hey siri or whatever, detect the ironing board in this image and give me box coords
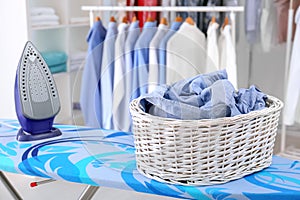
[0,119,300,200]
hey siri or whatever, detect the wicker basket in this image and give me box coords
[129,96,283,186]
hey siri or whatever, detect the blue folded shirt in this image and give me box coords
[139,70,267,120]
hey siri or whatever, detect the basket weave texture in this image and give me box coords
[129,96,283,186]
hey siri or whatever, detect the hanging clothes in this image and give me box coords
[161,0,171,22]
[137,0,158,28]
[148,22,169,93]
[274,0,300,44]
[80,19,106,128]
[203,0,222,35]
[126,0,135,21]
[206,21,220,73]
[99,21,118,129]
[197,0,208,33]
[101,0,127,27]
[131,21,157,100]
[260,0,277,52]
[166,21,206,84]
[175,0,200,25]
[158,20,182,85]
[123,20,140,131]
[245,0,262,44]
[224,0,239,42]
[170,0,177,23]
[112,22,129,131]
[101,0,117,28]
[284,6,300,125]
[219,24,238,89]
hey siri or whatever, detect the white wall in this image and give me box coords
[0,1,28,118]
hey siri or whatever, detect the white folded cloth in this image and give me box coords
[31,7,55,16]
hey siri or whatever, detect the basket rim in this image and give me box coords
[130,95,283,124]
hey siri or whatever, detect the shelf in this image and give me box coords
[31,24,67,30]
[31,23,89,30]
[26,0,94,125]
[69,23,90,28]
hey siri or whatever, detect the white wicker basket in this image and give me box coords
[129,96,283,186]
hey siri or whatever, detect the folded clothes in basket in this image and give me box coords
[140,70,267,120]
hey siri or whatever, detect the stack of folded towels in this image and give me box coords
[140,70,267,120]
[41,51,67,74]
[31,7,60,27]
[69,51,86,71]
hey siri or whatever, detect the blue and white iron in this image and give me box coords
[14,41,62,141]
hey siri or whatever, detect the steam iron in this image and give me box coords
[14,41,62,141]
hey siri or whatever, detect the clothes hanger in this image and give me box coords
[175,15,183,22]
[110,16,116,22]
[95,16,101,22]
[160,17,168,25]
[211,4,217,24]
[211,16,216,24]
[132,15,137,22]
[122,16,128,24]
[146,15,154,22]
[222,16,229,29]
[185,16,195,25]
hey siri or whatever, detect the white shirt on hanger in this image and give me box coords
[260,0,277,52]
[166,22,206,84]
[219,24,238,89]
[112,22,129,131]
[284,7,300,125]
[148,23,168,93]
[206,21,220,73]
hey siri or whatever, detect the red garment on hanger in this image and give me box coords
[137,0,158,27]
[126,0,135,22]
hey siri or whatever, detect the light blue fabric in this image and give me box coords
[48,63,66,74]
[140,70,267,120]
[124,21,140,132]
[100,22,118,129]
[80,20,106,127]
[235,85,267,114]
[41,51,67,66]
[245,0,262,44]
[86,20,107,52]
[158,21,182,85]
[112,22,129,132]
[131,21,157,100]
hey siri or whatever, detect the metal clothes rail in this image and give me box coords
[81,6,244,45]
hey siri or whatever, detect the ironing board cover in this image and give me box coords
[0,119,300,200]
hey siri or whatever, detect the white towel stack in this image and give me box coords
[69,51,86,71]
[31,7,60,27]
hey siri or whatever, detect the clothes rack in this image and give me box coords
[80,5,244,132]
[81,6,244,43]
